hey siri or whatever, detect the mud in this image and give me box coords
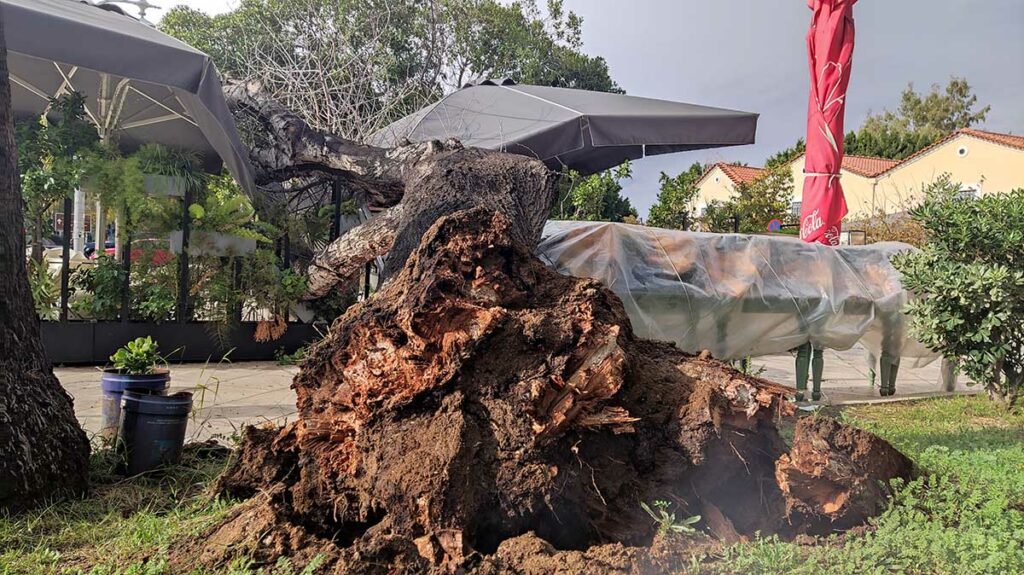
[171,208,914,574]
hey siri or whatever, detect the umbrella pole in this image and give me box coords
[59,195,72,322]
[177,187,191,323]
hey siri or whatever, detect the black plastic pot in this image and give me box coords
[100,369,170,439]
[115,388,193,476]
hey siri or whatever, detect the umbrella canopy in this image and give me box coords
[370,79,758,176]
[799,0,856,245]
[0,0,254,194]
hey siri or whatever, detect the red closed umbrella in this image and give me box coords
[799,0,856,245]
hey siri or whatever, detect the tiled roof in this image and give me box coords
[871,128,1024,175]
[715,163,766,186]
[840,155,900,177]
[960,128,1024,151]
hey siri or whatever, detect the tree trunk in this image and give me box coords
[224,82,558,299]
[185,89,917,573]
[0,15,89,508]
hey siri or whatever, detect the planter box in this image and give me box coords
[41,321,321,365]
[169,230,257,257]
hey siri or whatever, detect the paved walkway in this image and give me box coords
[57,345,974,441]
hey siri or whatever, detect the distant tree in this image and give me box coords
[647,162,704,230]
[698,199,736,233]
[17,93,98,262]
[845,77,989,159]
[161,0,620,143]
[863,77,990,138]
[764,139,805,169]
[698,166,793,234]
[551,161,637,222]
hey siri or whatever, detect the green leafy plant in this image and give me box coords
[892,176,1024,408]
[110,336,164,375]
[18,92,99,262]
[640,499,701,536]
[274,346,306,366]
[27,259,59,320]
[71,255,126,320]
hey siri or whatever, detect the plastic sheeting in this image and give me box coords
[537,221,938,366]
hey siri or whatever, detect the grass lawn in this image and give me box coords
[2,395,1022,575]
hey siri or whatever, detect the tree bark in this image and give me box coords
[172,208,914,574]
[0,15,90,508]
[224,82,558,298]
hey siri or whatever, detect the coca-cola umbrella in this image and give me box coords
[0,0,254,193]
[799,0,856,245]
[370,79,758,177]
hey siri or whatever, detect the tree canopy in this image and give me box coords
[646,162,704,230]
[764,77,991,166]
[846,77,989,160]
[699,165,793,234]
[161,0,619,142]
[551,162,638,223]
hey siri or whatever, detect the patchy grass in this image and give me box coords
[0,444,234,575]
[699,395,1024,575]
[3,396,1022,574]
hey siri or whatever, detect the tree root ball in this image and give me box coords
[177,208,914,574]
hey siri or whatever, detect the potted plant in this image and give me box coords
[99,336,170,438]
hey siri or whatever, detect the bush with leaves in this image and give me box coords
[892,176,1024,407]
[71,255,127,320]
[27,259,59,320]
[551,161,637,222]
[647,162,704,230]
[698,165,792,233]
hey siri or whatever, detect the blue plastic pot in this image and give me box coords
[116,388,193,476]
[100,369,170,439]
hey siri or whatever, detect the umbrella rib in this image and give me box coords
[501,86,583,115]
[106,79,133,132]
[53,64,101,127]
[121,113,192,130]
[128,86,197,127]
[9,74,50,101]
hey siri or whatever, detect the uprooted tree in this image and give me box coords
[175,85,917,573]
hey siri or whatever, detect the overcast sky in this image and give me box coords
[150,0,1024,218]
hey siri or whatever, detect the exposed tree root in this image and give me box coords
[173,208,914,574]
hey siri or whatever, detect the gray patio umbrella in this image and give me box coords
[0,0,254,193]
[370,79,758,176]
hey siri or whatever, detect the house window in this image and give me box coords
[790,201,802,216]
[957,146,969,158]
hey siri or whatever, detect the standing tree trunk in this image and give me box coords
[0,14,89,508]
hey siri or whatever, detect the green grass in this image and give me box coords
[0,446,234,575]
[3,396,1022,574]
[701,395,1024,575]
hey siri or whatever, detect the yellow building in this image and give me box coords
[692,163,769,214]
[870,129,1024,213]
[787,155,899,217]
[696,129,1024,220]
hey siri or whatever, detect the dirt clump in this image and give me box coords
[176,208,914,574]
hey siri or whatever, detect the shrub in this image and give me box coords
[892,176,1024,407]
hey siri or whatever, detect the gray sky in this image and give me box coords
[151,0,1024,218]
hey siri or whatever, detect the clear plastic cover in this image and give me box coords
[538,221,938,366]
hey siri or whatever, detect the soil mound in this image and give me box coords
[173,208,913,574]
